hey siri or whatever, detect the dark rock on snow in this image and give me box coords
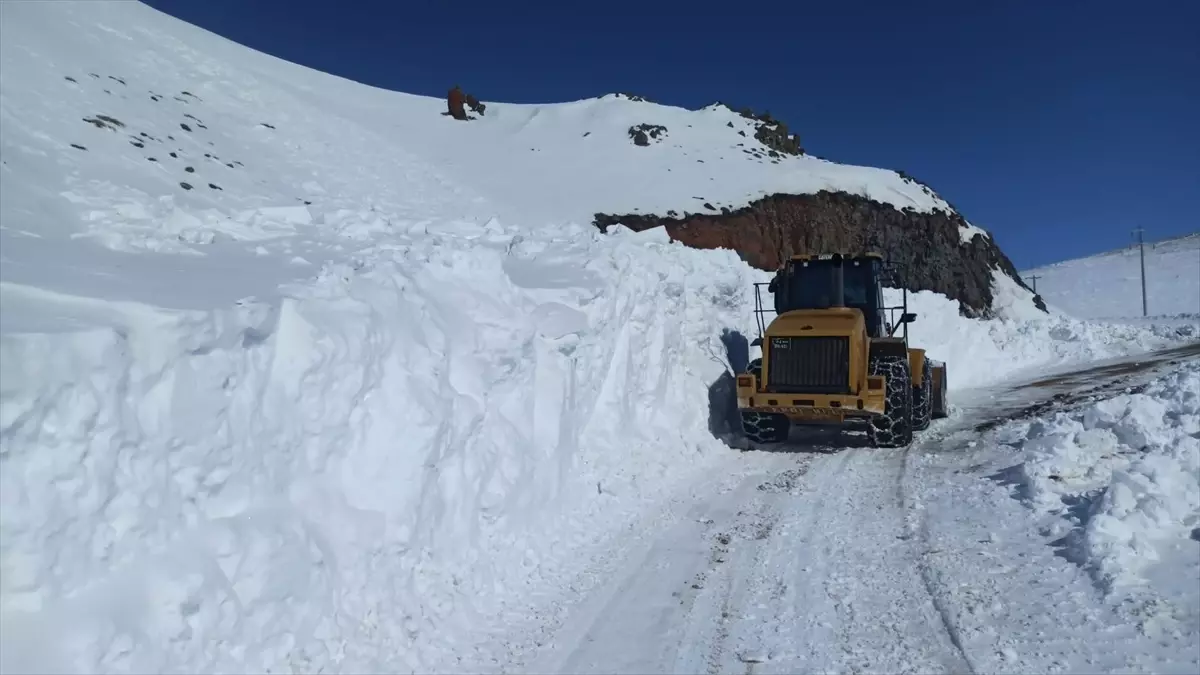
[629,123,668,147]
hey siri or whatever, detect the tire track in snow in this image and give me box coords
[719,445,973,675]
[676,472,795,675]
[526,441,977,675]
[529,454,795,675]
[741,448,868,672]
[901,437,979,675]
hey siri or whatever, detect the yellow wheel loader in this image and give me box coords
[735,252,948,448]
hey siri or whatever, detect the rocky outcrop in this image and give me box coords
[604,92,654,103]
[594,190,1046,318]
[711,102,803,156]
[628,123,668,146]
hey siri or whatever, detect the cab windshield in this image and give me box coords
[777,262,871,311]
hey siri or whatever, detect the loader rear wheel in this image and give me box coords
[931,363,949,420]
[740,411,789,446]
[867,354,914,448]
[912,356,932,432]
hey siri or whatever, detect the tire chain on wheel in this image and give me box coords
[740,360,787,445]
[912,356,932,431]
[747,358,762,382]
[740,410,787,445]
[867,354,914,448]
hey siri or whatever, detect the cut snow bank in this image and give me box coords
[0,221,763,673]
[1001,361,1200,602]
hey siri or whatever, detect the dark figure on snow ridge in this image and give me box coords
[447,85,467,121]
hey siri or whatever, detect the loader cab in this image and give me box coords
[768,253,888,337]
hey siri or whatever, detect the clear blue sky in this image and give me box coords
[143,0,1198,269]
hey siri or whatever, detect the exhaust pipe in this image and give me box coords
[830,255,844,308]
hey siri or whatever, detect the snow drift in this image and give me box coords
[940,359,1200,655]
[1008,361,1200,594]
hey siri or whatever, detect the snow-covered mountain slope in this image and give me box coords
[1021,233,1200,321]
[0,0,986,314]
[0,1,1196,673]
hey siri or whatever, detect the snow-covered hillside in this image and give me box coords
[1021,233,1200,321]
[0,1,1196,673]
[0,0,996,315]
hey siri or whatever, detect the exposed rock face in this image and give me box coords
[710,102,803,156]
[752,120,802,156]
[628,123,668,146]
[594,190,1046,318]
[605,92,653,103]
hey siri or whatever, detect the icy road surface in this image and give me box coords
[513,343,1200,675]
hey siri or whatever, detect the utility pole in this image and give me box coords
[1027,274,1041,293]
[1133,227,1148,317]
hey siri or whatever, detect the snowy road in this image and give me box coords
[515,343,1200,675]
[531,447,972,675]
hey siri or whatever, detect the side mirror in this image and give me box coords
[900,312,917,324]
[751,337,763,347]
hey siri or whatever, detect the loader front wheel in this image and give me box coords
[867,354,914,448]
[740,410,789,446]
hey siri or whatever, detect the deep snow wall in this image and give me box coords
[0,223,764,673]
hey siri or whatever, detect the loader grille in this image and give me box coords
[765,336,851,394]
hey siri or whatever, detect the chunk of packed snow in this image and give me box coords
[1009,361,1200,591]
